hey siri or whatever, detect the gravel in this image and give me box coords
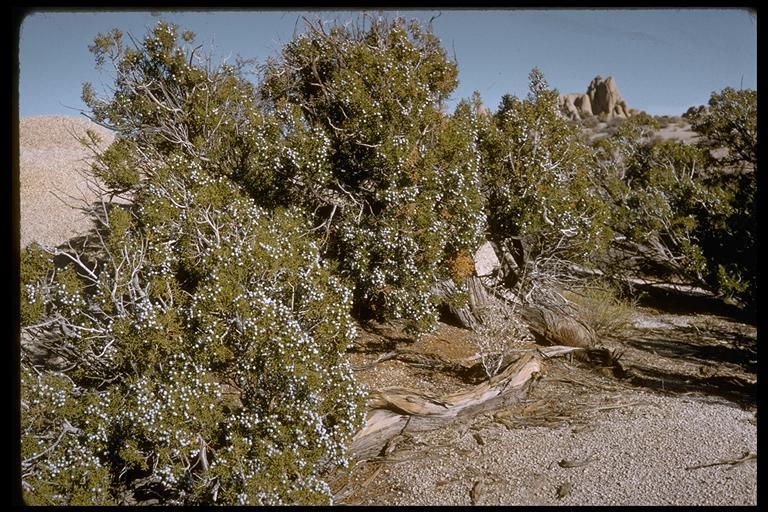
[360,391,756,506]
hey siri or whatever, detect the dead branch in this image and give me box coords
[350,353,541,460]
[685,451,756,470]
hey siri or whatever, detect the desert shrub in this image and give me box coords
[478,69,613,285]
[20,367,116,505]
[21,170,366,505]
[82,24,263,180]
[83,18,488,336]
[471,291,533,378]
[596,88,756,307]
[688,87,756,167]
[80,22,313,212]
[597,126,721,283]
[20,243,52,325]
[563,282,636,340]
[259,15,486,333]
[686,88,756,305]
[605,116,624,129]
[609,111,660,144]
[21,21,365,505]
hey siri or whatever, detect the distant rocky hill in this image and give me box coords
[559,75,634,121]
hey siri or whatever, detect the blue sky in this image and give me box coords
[19,9,756,118]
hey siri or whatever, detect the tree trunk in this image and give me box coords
[431,276,492,329]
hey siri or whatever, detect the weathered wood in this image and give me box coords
[431,276,495,329]
[350,353,542,460]
[537,345,585,358]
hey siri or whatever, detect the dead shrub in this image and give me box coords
[471,294,534,378]
[449,251,476,282]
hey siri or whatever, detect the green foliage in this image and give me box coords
[688,87,756,166]
[260,16,485,332]
[596,87,756,306]
[20,243,52,325]
[610,139,715,278]
[88,137,142,193]
[81,22,265,187]
[22,164,366,504]
[23,21,367,505]
[479,69,612,265]
[688,88,756,304]
[80,16,486,334]
[21,367,115,505]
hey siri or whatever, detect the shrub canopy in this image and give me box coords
[260,16,486,332]
[478,69,612,271]
[23,21,366,505]
[594,88,756,306]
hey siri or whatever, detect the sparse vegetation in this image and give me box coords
[563,282,636,340]
[654,114,683,129]
[471,290,534,378]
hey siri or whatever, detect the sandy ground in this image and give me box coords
[345,393,755,506]
[335,310,756,506]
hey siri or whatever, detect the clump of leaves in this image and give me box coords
[599,135,716,283]
[20,243,52,325]
[595,88,756,308]
[22,165,367,506]
[687,88,756,306]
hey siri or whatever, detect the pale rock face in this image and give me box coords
[560,75,631,121]
[19,116,117,249]
[559,93,593,119]
[473,241,501,277]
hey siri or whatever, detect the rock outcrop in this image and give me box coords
[20,116,117,249]
[473,241,501,278]
[559,75,631,121]
[560,93,593,120]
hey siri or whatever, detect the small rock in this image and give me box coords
[473,241,501,277]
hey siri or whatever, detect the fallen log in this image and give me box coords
[350,352,542,460]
